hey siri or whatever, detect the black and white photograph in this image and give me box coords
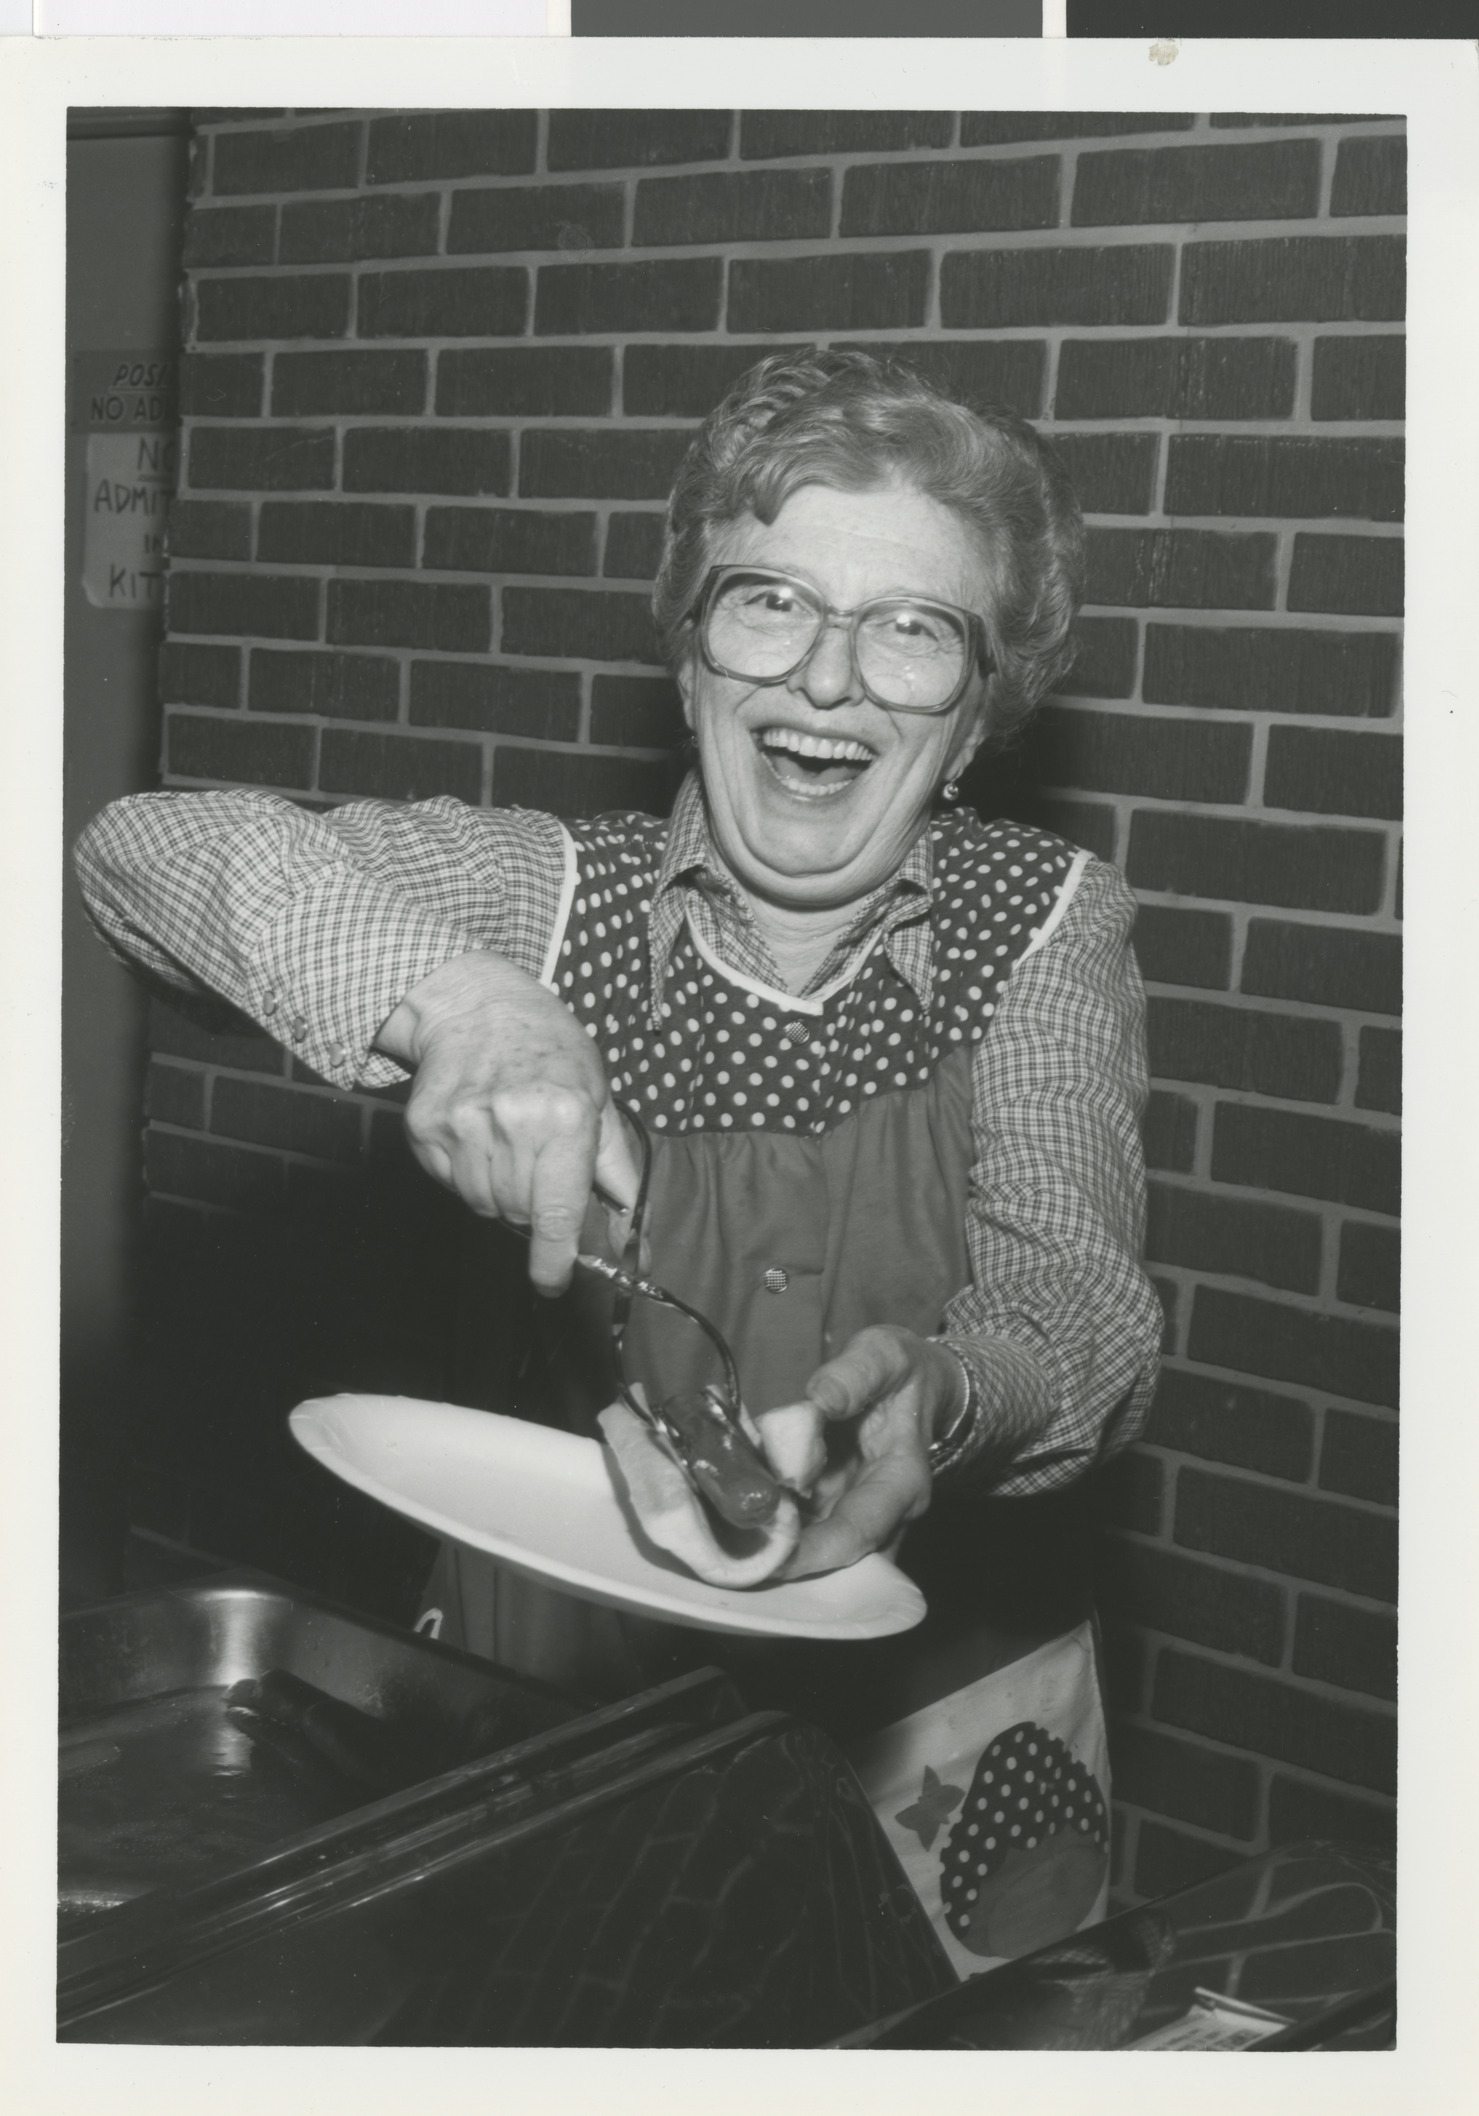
[8,26,1475,2101]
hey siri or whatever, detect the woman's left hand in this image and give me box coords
[760,1325,967,1579]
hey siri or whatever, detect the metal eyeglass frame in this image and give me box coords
[690,563,996,717]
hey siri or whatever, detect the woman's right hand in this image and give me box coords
[375,951,640,1295]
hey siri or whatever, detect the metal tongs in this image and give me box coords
[512,1101,746,1466]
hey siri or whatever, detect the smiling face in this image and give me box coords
[677,481,996,915]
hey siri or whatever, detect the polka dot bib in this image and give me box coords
[551,810,1079,1140]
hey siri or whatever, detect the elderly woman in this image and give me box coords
[76,350,1161,1970]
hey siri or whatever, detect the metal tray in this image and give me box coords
[59,1572,577,1924]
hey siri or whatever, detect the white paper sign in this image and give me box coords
[82,430,175,611]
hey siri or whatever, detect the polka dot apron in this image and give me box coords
[419,809,1111,1974]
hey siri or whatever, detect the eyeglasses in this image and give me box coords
[691,565,994,717]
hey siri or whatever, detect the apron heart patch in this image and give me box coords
[939,1721,1109,1958]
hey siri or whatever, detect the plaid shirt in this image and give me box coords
[76,777,1161,1495]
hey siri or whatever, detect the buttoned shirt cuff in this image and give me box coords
[251,869,485,1090]
[931,1332,1058,1488]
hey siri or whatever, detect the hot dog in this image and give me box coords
[598,1399,802,1588]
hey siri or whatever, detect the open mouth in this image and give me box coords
[754,726,876,796]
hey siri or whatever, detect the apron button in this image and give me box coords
[761,1267,789,1294]
[782,1020,809,1044]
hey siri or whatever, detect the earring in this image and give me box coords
[941,779,961,805]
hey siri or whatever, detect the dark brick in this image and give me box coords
[1132,1821,1241,1900]
[189,424,334,492]
[343,426,511,497]
[1074,140,1320,227]
[357,266,528,340]
[961,113,1196,145]
[1264,726,1402,822]
[1142,1089,1198,1174]
[1188,1285,1399,1409]
[1110,1723,1262,1838]
[1143,622,1398,718]
[165,710,314,790]
[1029,706,1249,806]
[1146,1181,1322,1294]
[179,351,264,419]
[271,349,427,417]
[1165,436,1404,523]
[210,119,361,196]
[1311,336,1405,422]
[622,341,810,418]
[1146,996,1342,1103]
[1133,905,1234,991]
[1152,1275,1179,1352]
[1180,237,1405,324]
[536,258,723,336]
[637,168,832,246]
[1287,534,1403,617]
[1266,1774,1394,1854]
[1320,1411,1398,1506]
[1148,1368,1315,1482]
[437,346,614,419]
[211,1076,362,1161]
[1086,529,1276,611]
[743,111,954,158]
[423,505,597,578]
[604,512,666,582]
[448,182,625,256]
[1331,135,1407,219]
[843,338,1050,419]
[365,110,537,184]
[257,500,416,570]
[183,203,275,268]
[145,1059,206,1131]
[194,273,350,343]
[167,498,251,562]
[500,586,660,665]
[1098,1539,1287,1664]
[1056,335,1296,423]
[1294,1595,1396,1703]
[169,569,320,641]
[519,427,693,501]
[492,745,675,819]
[1059,617,1138,700]
[1211,1105,1399,1215]
[148,993,281,1074]
[145,1129,284,1213]
[409,662,581,742]
[1022,799,1117,862]
[249,648,400,723]
[728,251,930,334]
[547,109,731,172]
[1356,1026,1401,1115]
[589,675,686,749]
[159,639,241,710]
[1048,433,1158,516]
[841,156,1058,237]
[1176,1463,1395,1599]
[280,192,441,264]
[1155,1649,1394,1793]
[1127,812,1386,913]
[941,246,1173,329]
[1337,1222,1400,1314]
[1208,114,1396,127]
[1099,1620,1149,1717]
[1241,921,1401,1018]
[318,728,482,806]
[1098,1450,1164,1536]
[326,579,489,653]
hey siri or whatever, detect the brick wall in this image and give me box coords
[139,107,1402,1893]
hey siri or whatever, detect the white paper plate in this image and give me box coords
[290,1393,926,1642]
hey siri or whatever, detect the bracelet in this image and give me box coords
[927,1348,980,1476]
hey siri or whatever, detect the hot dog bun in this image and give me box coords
[598,1401,801,1588]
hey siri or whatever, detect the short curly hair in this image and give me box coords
[652,348,1085,746]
